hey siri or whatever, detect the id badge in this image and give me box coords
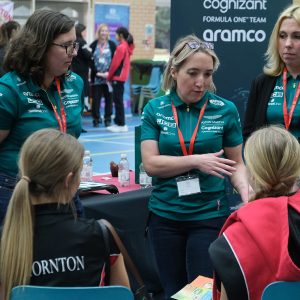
[176,174,201,197]
[98,57,105,64]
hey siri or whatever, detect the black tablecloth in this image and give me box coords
[81,188,163,297]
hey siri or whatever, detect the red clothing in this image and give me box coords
[107,40,134,82]
[213,190,300,300]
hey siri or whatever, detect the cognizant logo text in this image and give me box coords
[203,0,267,14]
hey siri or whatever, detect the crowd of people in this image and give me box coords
[1,2,300,300]
[71,23,134,133]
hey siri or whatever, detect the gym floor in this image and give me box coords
[79,113,141,175]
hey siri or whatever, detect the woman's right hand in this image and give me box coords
[193,149,237,178]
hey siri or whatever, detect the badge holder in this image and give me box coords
[176,174,201,197]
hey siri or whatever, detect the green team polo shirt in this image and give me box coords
[0,71,84,177]
[141,90,243,221]
[267,72,300,140]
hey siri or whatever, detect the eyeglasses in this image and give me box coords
[187,41,214,50]
[52,42,79,55]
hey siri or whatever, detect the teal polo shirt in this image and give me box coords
[267,72,300,140]
[141,90,243,221]
[0,71,84,177]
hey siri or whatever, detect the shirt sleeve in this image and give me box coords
[140,101,160,141]
[0,84,18,129]
[223,102,243,147]
[209,235,248,300]
[107,45,124,81]
[243,75,265,142]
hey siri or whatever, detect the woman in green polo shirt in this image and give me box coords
[244,4,300,142]
[0,10,84,224]
[141,34,249,300]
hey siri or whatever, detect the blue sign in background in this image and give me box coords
[94,3,131,108]
[94,3,129,43]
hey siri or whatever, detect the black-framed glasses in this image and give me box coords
[187,41,214,50]
[52,42,79,55]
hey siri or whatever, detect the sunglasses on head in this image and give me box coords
[187,40,214,50]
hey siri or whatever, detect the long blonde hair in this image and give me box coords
[244,125,300,201]
[162,34,219,92]
[0,129,84,300]
[264,4,300,76]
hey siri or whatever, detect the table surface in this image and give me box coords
[92,170,141,194]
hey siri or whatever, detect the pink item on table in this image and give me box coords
[92,170,140,194]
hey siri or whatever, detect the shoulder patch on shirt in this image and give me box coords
[63,88,74,94]
[203,115,222,120]
[209,99,224,106]
[66,74,77,82]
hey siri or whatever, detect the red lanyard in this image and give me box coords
[283,67,300,130]
[171,100,208,156]
[49,77,67,133]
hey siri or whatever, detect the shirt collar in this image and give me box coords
[170,89,209,109]
[284,71,300,81]
[34,203,72,215]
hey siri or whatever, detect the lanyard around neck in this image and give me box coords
[49,77,67,133]
[98,41,107,55]
[171,100,208,156]
[283,67,300,130]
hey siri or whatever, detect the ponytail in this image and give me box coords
[0,178,33,300]
[116,27,134,45]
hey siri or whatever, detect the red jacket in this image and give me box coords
[107,40,134,82]
[213,190,300,300]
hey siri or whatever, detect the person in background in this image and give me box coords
[0,128,130,300]
[72,23,92,133]
[0,9,84,224]
[209,125,300,300]
[72,23,92,113]
[141,34,248,300]
[90,23,116,127]
[0,20,20,77]
[243,4,300,142]
[107,26,134,133]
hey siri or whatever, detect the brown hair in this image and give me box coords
[4,9,74,85]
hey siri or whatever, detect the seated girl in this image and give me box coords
[209,125,300,300]
[0,128,129,300]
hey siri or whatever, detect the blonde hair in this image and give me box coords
[97,23,110,41]
[244,125,300,201]
[162,34,220,92]
[264,4,300,76]
[0,129,84,300]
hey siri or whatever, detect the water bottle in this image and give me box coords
[81,150,93,182]
[118,153,130,187]
[139,162,152,188]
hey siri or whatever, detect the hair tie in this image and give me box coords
[22,176,31,183]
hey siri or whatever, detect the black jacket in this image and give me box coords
[30,203,119,287]
[89,39,116,84]
[243,73,277,141]
[71,37,92,78]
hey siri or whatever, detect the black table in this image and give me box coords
[81,188,164,298]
